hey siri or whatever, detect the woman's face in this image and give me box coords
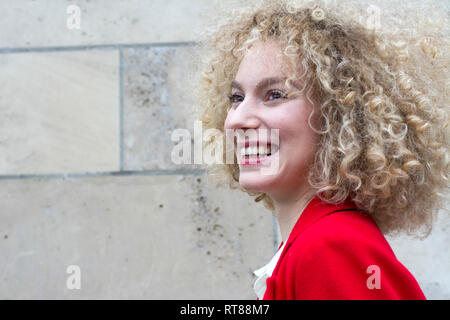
[224,39,320,201]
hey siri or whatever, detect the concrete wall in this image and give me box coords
[0,0,448,299]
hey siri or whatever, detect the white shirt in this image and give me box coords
[253,240,287,300]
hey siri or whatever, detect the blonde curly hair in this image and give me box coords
[193,0,449,237]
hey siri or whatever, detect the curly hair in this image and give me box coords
[193,0,449,238]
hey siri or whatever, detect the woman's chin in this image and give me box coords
[238,172,277,193]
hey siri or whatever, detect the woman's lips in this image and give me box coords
[239,148,279,166]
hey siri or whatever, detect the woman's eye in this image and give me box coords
[227,90,287,108]
[266,90,287,101]
[228,94,244,105]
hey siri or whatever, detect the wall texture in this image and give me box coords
[0,0,448,299]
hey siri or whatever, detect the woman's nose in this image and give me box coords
[224,97,261,131]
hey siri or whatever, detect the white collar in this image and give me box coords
[253,241,287,300]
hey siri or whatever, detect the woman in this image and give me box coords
[195,0,448,299]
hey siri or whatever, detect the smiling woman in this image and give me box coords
[224,39,321,214]
[194,0,449,300]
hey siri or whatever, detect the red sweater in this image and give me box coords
[261,195,426,300]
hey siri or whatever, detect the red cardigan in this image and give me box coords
[261,195,426,300]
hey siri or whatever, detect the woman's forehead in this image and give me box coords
[244,39,284,60]
[236,40,295,82]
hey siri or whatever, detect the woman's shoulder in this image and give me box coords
[280,210,426,299]
[282,209,404,281]
[291,209,392,256]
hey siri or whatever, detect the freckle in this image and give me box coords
[159,204,164,208]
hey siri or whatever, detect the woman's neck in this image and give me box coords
[273,189,317,244]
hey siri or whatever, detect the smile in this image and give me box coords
[237,142,280,166]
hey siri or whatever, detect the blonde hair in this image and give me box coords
[193,0,449,237]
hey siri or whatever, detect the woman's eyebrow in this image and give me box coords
[231,77,287,92]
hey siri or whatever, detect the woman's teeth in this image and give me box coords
[240,145,274,158]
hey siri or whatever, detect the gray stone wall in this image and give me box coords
[0,0,448,299]
[0,0,275,299]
